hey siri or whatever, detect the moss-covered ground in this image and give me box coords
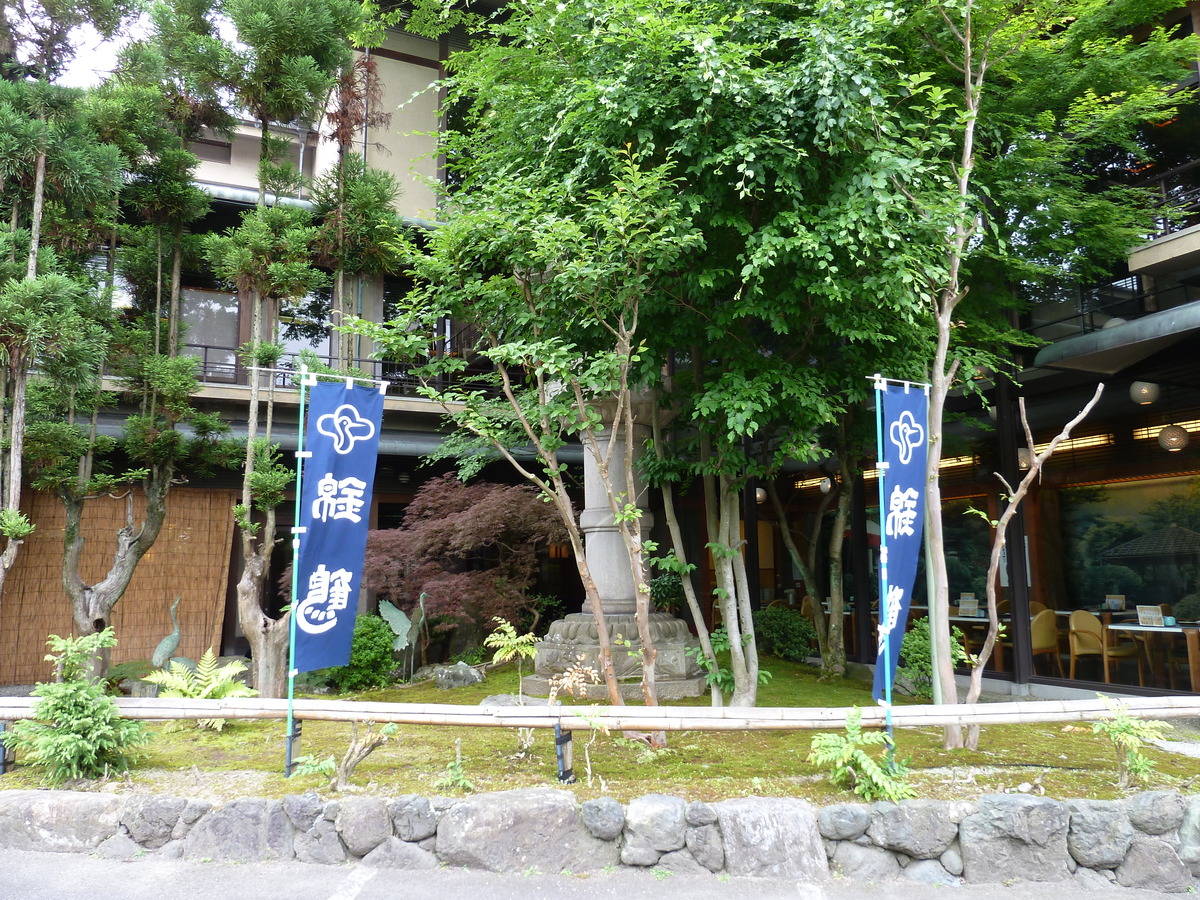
[3,658,1198,805]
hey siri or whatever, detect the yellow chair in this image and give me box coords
[1028,600,1048,616]
[1069,609,1143,685]
[1030,608,1063,677]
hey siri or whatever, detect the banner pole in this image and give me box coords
[872,376,895,764]
[285,365,313,777]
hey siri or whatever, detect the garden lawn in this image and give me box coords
[2,658,1197,804]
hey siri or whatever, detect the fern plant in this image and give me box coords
[808,708,915,802]
[1092,695,1169,790]
[0,629,150,783]
[142,648,257,730]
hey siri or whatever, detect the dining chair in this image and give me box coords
[1028,600,1048,616]
[1068,609,1143,685]
[1030,608,1064,677]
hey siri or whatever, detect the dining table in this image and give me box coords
[1106,622,1200,693]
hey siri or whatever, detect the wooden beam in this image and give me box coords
[2,695,1199,732]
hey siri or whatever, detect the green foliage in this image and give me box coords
[897,617,972,699]
[1092,696,1169,791]
[324,615,396,693]
[291,754,337,780]
[808,708,915,803]
[649,573,684,613]
[752,607,818,663]
[450,646,489,666]
[433,748,475,793]
[0,508,35,540]
[104,658,154,695]
[0,629,149,783]
[1174,594,1200,622]
[685,626,772,696]
[141,648,257,730]
[483,617,538,666]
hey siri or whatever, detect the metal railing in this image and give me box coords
[1023,282,1200,343]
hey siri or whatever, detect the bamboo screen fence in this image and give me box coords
[0,487,238,685]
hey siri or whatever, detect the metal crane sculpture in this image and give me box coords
[152,597,182,668]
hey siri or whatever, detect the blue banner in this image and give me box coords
[872,381,929,701]
[293,381,384,673]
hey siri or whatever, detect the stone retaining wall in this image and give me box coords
[1,788,1198,891]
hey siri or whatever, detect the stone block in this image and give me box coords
[867,799,958,858]
[295,819,346,865]
[121,796,187,850]
[361,836,439,869]
[818,803,871,841]
[831,841,901,881]
[436,787,619,873]
[1128,791,1188,836]
[182,799,294,862]
[1179,796,1200,877]
[904,859,959,885]
[686,823,724,872]
[1065,799,1132,869]
[0,791,123,853]
[337,796,392,857]
[581,796,624,841]
[283,793,324,831]
[714,797,828,881]
[622,794,686,865]
[1116,836,1193,893]
[959,794,1070,883]
[390,794,439,842]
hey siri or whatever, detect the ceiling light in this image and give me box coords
[1158,424,1190,452]
[1129,382,1159,405]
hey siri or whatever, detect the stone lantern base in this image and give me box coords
[521,612,707,701]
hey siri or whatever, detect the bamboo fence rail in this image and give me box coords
[1,695,1198,732]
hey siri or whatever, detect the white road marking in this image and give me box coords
[325,865,377,900]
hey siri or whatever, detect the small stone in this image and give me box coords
[582,797,624,841]
[283,793,324,831]
[95,833,141,860]
[361,836,439,869]
[336,797,392,857]
[905,859,958,885]
[685,801,718,827]
[295,819,346,865]
[1116,836,1193,893]
[1017,783,1032,793]
[657,849,710,875]
[390,795,438,842]
[686,824,724,872]
[434,662,484,689]
[818,804,871,841]
[1127,791,1188,836]
[831,842,901,882]
[940,843,964,876]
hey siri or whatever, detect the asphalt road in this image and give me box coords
[0,850,1187,900]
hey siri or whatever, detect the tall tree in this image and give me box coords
[904,0,1196,748]
[408,0,936,705]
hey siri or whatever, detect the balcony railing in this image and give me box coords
[1023,282,1200,343]
[182,344,426,394]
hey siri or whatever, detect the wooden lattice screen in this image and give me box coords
[0,487,237,686]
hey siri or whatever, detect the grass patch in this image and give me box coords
[3,657,1197,805]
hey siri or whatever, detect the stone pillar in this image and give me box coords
[525,405,705,700]
[577,423,650,616]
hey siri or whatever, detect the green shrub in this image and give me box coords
[808,707,915,802]
[1,629,150,783]
[650,573,685,612]
[897,616,972,698]
[752,606,817,662]
[325,615,397,692]
[1174,593,1200,621]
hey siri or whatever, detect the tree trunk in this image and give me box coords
[0,362,29,602]
[25,149,46,280]
[62,466,173,676]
